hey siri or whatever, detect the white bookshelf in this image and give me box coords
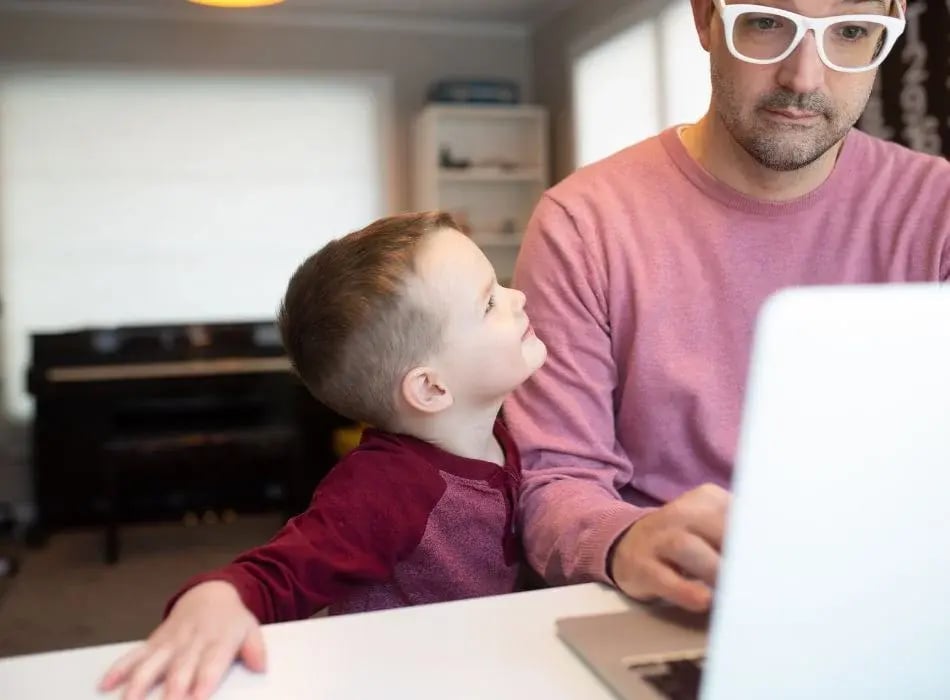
[412,104,549,282]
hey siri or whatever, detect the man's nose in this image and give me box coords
[775,31,827,97]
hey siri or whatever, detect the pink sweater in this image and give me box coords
[506,127,950,586]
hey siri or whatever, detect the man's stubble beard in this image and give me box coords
[709,62,873,172]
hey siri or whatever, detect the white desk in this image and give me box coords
[0,583,631,699]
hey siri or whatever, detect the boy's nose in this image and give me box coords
[511,288,527,311]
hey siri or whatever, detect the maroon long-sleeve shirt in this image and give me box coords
[166,420,522,622]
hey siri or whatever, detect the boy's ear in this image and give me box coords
[401,366,454,414]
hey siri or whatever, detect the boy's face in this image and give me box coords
[414,227,547,407]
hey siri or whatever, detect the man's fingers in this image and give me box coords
[687,514,726,551]
[662,531,720,588]
[641,561,712,613]
[609,486,729,614]
[683,484,729,549]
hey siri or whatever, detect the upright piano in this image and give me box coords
[26,320,347,552]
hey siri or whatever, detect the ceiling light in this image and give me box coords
[187,0,286,8]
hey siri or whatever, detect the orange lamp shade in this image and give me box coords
[188,0,286,7]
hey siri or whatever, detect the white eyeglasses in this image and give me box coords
[714,0,907,73]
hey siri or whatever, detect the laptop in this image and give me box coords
[557,283,950,700]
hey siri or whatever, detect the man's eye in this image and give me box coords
[747,16,780,31]
[837,25,869,41]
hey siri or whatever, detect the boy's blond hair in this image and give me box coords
[278,211,459,429]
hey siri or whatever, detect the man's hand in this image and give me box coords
[609,484,730,612]
[98,580,267,700]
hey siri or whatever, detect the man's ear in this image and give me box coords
[691,0,716,52]
[401,366,454,415]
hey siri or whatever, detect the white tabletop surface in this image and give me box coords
[0,582,632,699]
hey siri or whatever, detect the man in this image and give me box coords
[507,0,949,612]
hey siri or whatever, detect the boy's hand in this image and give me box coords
[98,580,267,700]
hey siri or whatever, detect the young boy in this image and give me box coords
[99,211,547,700]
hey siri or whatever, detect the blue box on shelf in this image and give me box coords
[426,79,520,105]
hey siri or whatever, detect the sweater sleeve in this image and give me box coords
[164,450,446,624]
[505,194,653,587]
[939,178,950,283]
[941,215,950,283]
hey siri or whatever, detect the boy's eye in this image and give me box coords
[485,295,496,314]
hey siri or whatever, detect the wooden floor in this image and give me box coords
[0,513,283,658]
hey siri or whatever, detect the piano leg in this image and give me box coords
[25,522,48,548]
[104,522,119,564]
[102,446,120,565]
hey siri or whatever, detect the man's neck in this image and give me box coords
[681,112,844,202]
[397,402,505,465]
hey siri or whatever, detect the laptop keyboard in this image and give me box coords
[628,652,705,700]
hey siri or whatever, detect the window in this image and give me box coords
[572,0,712,167]
[0,69,391,417]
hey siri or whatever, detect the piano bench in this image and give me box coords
[99,425,295,564]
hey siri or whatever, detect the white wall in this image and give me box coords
[0,68,390,418]
[0,7,532,214]
[572,0,711,167]
[572,19,660,167]
[534,0,711,178]
[0,6,533,512]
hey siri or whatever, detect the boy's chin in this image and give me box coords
[523,338,548,372]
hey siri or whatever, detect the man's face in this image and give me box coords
[702,0,897,171]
